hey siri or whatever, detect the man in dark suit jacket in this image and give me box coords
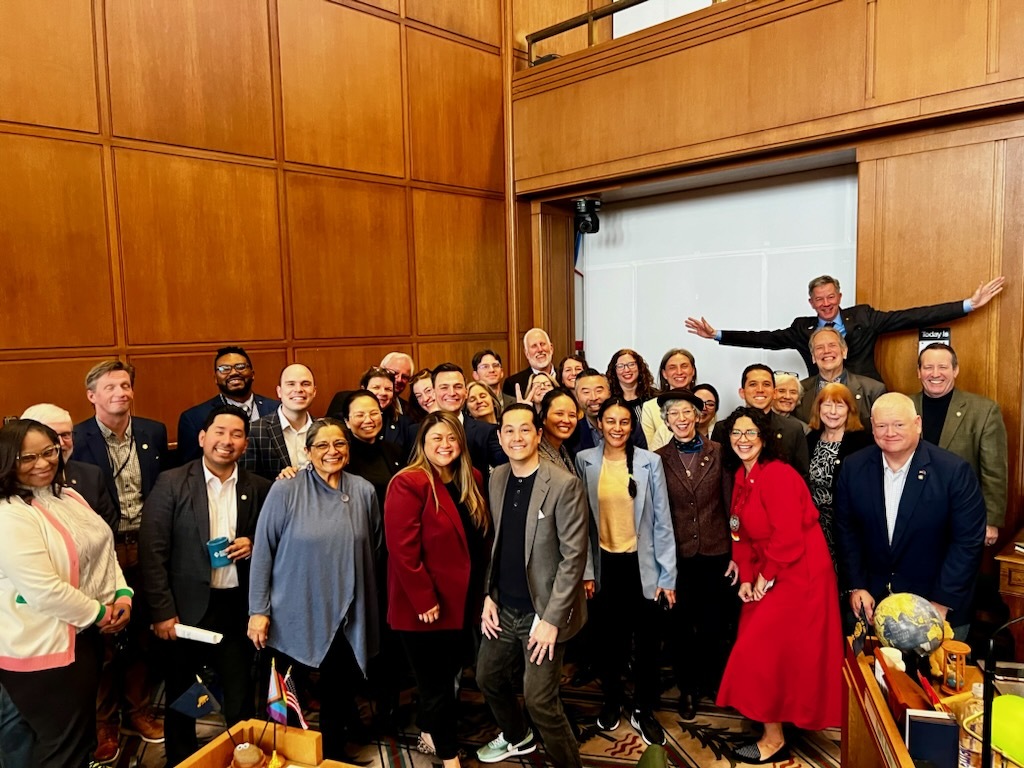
[503,328,557,398]
[241,363,317,481]
[793,327,886,425]
[910,343,1007,547]
[476,405,588,768]
[712,364,808,479]
[568,370,648,454]
[432,363,508,480]
[835,393,986,635]
[685,275,1004,381]
[140,405,272,765]
[176,346,277,465]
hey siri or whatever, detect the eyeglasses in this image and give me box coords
[665,407,698,419]
[773,371,800,379]
[17,444,61,465]
[215,363,252,374]
[615,362,638,371]
[729,429,760,439]
[311,440,348,452]
[384,368,409,381]
[476,363,502,371]
[55,431,73,441]
[349,410,382,421]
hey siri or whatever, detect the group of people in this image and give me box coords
[0,273,1009,768]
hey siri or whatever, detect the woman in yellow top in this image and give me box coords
[574,397,677,747]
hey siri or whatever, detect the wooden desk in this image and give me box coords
[843,640,914,768]
[995,537,1024,661]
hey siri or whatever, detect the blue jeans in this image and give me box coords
[475,604,580,768]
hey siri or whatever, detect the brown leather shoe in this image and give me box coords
[94,721,121,764]
[120,711,165,743]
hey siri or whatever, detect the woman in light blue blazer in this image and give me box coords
[574,397,677,747]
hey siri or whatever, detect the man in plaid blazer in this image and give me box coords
[240,364,317,481]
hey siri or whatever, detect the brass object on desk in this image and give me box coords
[941,639,972,694]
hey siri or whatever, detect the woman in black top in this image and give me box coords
[605,348,657,425]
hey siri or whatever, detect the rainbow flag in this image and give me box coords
[283,667,309,730]
[267,657,288,725]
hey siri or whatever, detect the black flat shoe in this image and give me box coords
[676,694,697,721]
[731,741,789,765]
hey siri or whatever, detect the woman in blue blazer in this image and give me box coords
[575,397,677,747]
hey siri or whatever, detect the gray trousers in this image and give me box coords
[475,604,581,768]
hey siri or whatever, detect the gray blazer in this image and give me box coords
[485,461,589,642]
[795,371,886,425]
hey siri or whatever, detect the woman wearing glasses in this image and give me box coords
[0,419,132,768]
[248,418,382,759]
[640,348,698,450]
[716,408,841,764]
[606,349,657,426]
[385,412,490,768]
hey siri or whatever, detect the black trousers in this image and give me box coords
[164,588,254,766]
[398,629,467,760]
[670,552,738,697]
[591,550,662,711]
[0,627,102,768]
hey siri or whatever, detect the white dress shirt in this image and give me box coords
[882,452,914,545]
[203,462,239,589]
[278,406,312,469]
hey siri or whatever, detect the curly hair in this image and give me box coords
[719,407,782,472]
[605,348,656,401]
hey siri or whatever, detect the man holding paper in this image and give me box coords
[140,405,272,765]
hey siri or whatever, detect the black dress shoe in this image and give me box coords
[677,694,697,720]
[731,741,789,764]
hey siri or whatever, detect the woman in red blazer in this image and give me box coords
[384,411,490,768]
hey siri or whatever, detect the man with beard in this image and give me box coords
[176,347,278,464]
[504,329,557,398]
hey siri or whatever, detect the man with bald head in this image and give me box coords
[504,328,556,398]
[21,403,119,532]
[241,363,317,481]
[835,393,986,637]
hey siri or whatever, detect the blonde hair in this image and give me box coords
[391,411,489,534]
[808,383,864,431]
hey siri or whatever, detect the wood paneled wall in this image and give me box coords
[510,0,1024,194]
[0,0,508,438]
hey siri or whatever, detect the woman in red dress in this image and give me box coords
[716,407,842,764]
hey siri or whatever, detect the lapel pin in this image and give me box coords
[71,478,78,485]
[917,470,927,480]
[956,411,962,417]
[341,493,350,503]
[241,494,248,501]
[142,443,149,450]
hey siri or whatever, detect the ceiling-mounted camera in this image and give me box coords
[574,198,601,235]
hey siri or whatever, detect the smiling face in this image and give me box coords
[773,378,801,415]
[87,370,134,423]
[599,404,632,451]
[199,413,248,473]
[473,354,503,388]
[664,400,699,442]
[15,428,61,488]
[412,378,437,413]
[614,353,639,387]
[306,424,349,481]
[530,374,555,404]
[662,353,695,390]
[917,347,959,398]
[818,397,850,431]
[277,364,316,414]
[808,282,842,322]
[871,398,921,466]
[466,384,496,420]
[499,408,541,464]
[559,358,584,389]
[693,388,717,429]
[382,356,413,396]
[740,369,775,412]
[345,394,383,442]
[542,393,578,444]
[575,374,610,420]
[524,330,553,371]
[214,352,254,400]
[729,415,762,468]
[434,371,467,413]
[811,329,846,379]
[366,376,395,412]
[423,422,461,478]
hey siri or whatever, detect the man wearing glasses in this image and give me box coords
[177,347,278,464]
[380,351,415,411]
[473,349,515,414]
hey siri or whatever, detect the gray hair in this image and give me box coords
[807,275,840,295]
[808,326,847,354]
[21,403,73,424]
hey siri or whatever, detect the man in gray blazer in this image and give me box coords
[476,405,588,768]
[140,405,272,765]
[794,327,886,425]
[911,343,1008,546]
[241,363,317,481]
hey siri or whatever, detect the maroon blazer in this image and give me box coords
[655,438,731,559]
[384,466,484,632]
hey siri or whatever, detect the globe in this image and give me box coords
[873,593,945,656]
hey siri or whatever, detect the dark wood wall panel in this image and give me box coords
[417,340,511,378]
[408,30,504,191]
[106,0,275,157]
[406,0,501,46]
[0,134,114,350]
[116,149,284,345]
[413,190,508,335]
[0,358,105,424]
[286,173,411,339]
[128,349,288,438]
[279,0,405,176]
[0,0,98,132]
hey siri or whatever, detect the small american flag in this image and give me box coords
[283,667,309,730]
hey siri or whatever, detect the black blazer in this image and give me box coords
[502,367,533,398]
[719,300,968,381]
[712,410,808,481]
[240,411,292,482]
[463,416,508,483]
[72,416,168,516]
[834,441,986,622]
[176,394,277,464]
[139,461,272,625]
[64,459,119,532]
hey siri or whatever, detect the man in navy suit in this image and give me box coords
[685,275,1005,382]
[72,359,169,758]
[432,363,508,480]
[568,369,647,453]
[176,346,278,464]
[835,393,986,637]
